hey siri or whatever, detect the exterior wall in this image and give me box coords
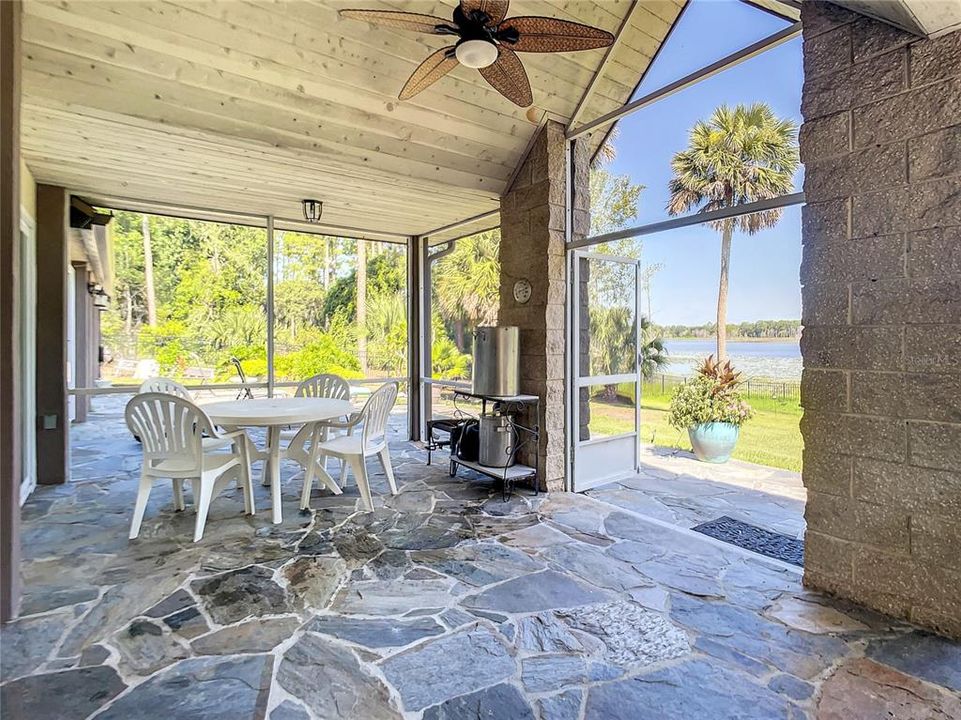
[498,121,589,492]
[799,1,961,638]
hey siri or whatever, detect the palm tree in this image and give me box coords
[434,231,500,351]
[666,103,798,362]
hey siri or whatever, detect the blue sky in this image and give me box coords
[602,0,803,326]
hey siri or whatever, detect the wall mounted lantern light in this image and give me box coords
[302,199,324,223]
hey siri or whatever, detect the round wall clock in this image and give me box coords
[513,278,532,304]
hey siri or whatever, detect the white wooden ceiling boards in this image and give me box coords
[19,0,685,241]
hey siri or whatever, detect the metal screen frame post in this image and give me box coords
[266,215,275,398]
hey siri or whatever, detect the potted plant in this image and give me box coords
[668,356,753,463]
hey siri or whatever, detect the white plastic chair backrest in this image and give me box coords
[295,373,350,401]
[360,382,398,452]
[125,393,214,468]
[139,377,193,401]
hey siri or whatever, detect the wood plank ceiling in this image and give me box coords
[20,0,684,241]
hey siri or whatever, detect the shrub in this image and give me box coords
[668,356,753,429]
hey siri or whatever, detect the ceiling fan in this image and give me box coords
[339,0,615,107]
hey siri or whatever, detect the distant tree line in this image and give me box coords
[655,320,801,339]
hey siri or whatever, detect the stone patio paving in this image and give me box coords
[2,398,960,719]
[589,446,807,540]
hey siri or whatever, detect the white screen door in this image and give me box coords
[571,251,641,491]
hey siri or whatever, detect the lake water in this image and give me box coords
[660,338,801,380]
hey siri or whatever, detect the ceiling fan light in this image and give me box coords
[455,39,498,69]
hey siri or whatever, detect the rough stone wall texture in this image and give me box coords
[499,121,589,492]
[799,2,961,638]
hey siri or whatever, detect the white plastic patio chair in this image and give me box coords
[284,373,353,477]
[125,392,255,542]
[137,377,229,451]
[139,377,193,399]
[300,382,398,512]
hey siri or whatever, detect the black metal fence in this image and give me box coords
[643,373,801,402]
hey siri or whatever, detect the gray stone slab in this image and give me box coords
[515,613,585,654]
[767,673,814,701]
[541,543,652,592]
[283,555,348,609]
[521,655,588,692]
[539,689,582,720]
[269,700,311,720]
[191,566,294,625]
[332,578,453,615]
[380,626,515,711]
[59,572,183,655]
[20,585,100,615]
[410,542,544,587]
[671,594,849,680]
[0,665,126,720]
[112,618,189,676]
[163,606,210,639]
[462,570,613,614]
[305,615,445,648]
[422,683,535,720]
[866,631,961,692]
[144,589,195,618]
[96,655,273,720]
[0,610,71,682]
[277,634,401,719]
[584,659,793,720]
[192,618,300,655]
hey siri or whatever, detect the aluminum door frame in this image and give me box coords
[570,250,642,492]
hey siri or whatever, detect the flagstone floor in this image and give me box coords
[2,399,960,720]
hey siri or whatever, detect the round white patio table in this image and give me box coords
[202,397,353,524]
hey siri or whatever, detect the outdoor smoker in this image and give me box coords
[472,326,520,468]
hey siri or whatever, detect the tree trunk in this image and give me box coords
[123,286,132,334]
[141,215,158,327]
[716,220,732,363]
[357,239,367,375]
[323,238,330,289]
[454,318,465,352]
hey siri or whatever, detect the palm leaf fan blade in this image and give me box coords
[505,17,614,53]
[338,9,448,34]
[479,46,532,107]
[460,0,510,25]
[399,48,459,100]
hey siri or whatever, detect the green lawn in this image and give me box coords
[587,384,803,472]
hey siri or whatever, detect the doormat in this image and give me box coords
[692,516,804,567]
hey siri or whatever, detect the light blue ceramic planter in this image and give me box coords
[688,422,740,463]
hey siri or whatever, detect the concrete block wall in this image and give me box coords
[499,121,589,492]
[799,2,961,637]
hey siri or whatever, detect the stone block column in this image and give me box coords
[498,121,589,492]
[799,2,961,637]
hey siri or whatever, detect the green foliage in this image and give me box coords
[137,320,194,374]
[433,230,500,352]
[657,320,801,339]
[640,317,669,379]
[589,306,636,379]
[668,364,754,430]
[430,314,470,378]
[322,251,405,322]
[366,290,409,377]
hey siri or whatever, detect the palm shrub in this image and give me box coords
[668,356,753,430]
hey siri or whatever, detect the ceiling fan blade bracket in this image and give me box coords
[494,25,520,44]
